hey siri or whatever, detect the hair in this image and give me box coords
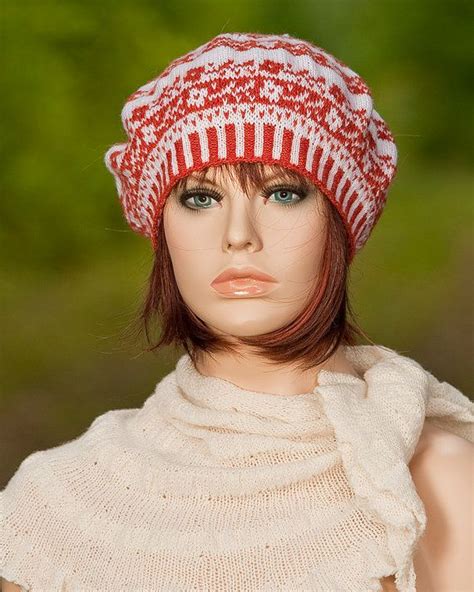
[121,161,375,372]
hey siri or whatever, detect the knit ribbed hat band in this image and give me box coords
[104,32,398,260]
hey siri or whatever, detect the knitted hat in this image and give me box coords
[104,32,398,260]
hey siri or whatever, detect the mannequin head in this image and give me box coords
[131,161,368,372]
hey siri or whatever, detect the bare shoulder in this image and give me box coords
[1,577,24,592]
[410,419,474,497]
[409,421,474,592]
[413,420,468,456]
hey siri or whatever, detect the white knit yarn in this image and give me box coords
[1,344,473,592]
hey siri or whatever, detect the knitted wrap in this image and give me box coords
[104,32,398,260]
[1,345,473,591]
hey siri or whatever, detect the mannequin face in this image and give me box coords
[162,164,327,339]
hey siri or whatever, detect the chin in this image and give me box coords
[189,300,300,337]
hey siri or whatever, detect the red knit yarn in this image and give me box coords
[104,32,398,260]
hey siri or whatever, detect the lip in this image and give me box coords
[211,266,278,284]
[211,278,279,298]
[211,266,279,298]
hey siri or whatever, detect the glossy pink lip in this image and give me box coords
[211,266,277,285]
[211,278,279,297]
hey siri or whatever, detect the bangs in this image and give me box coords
[171,161,316,197]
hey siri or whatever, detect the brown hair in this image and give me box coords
[123,161,374,372]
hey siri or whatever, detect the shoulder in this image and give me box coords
[2,407,136,500]
[410,421,474,500]
[409,421,474,591]
[1,577,24,592]
[1,408,138,591]
[412,420,473,458]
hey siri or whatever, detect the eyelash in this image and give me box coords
[178,184,309,213]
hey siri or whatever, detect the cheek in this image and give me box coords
[163,205,217,293]
[163,201,217,253]
[268,213,326,285]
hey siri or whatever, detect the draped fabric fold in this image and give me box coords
[1,344,473,592]
[315,345,473,592]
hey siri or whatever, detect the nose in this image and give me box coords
[222,192,262,253]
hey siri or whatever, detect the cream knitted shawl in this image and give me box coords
[1,344,473,592]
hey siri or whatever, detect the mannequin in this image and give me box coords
[2,31,473,592]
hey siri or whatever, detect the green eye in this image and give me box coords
[179,187,223,212]
[185,194,216,209]
[267,189,302,208]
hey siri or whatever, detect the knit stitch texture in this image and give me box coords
[104,32,398,260]
[1,344,473,591]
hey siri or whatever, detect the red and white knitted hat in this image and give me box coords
[104,32,398,260]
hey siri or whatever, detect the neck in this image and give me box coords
[193,344,361,396]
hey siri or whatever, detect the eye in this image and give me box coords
[178,186,223,213]
[263,185,308,208]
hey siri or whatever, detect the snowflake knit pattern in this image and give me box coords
[104,32,398,260]
[2,344,473,591]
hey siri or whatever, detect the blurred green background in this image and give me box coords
[1,0,473,487]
